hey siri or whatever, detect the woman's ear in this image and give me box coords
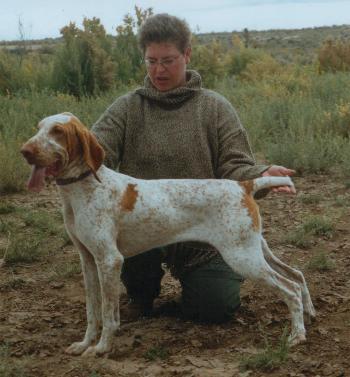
[184,46,192,64]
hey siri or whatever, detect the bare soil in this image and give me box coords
[0,174,349,377]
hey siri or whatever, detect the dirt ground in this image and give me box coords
[0,174,349,377]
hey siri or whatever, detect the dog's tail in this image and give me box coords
[250,176,295,196]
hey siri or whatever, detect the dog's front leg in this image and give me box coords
[65,240,102,355]
[82,243,123,357]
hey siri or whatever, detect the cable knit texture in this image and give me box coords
[91,70,269,276]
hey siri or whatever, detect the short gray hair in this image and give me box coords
[138,13,192,54]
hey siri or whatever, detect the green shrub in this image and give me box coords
[307,251,335,271]
[0,343,25,377]
[302,215,334,238]
[144,345,169,361]
[299,194,322,205]
[0,139,28,193]
[52,18,115,97]
[240,328,290,371]
[286,215,334,248]
[2,234,45,265]
[318,39,350,73]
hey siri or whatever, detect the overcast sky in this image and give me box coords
[1,0,350,41]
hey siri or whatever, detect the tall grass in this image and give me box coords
[0,88,127,193]
[219,69,350,174]
[1,68,350,193]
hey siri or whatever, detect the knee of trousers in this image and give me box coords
[121,248,165,301]
[181,275,241,324]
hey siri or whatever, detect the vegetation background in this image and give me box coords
[1,7,350,377]
[1,6,350,193]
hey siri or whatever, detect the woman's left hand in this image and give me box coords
[262,165,296,194]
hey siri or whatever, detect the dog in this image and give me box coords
[20,113,316,357]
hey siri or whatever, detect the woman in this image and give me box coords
[91,13,294,323]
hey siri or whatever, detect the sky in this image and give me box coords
[1,0,350,41]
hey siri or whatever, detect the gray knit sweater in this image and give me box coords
[91,70,269,276]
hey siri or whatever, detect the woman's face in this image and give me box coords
[144,42,191,92]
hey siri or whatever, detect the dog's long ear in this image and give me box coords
[66,116,105,182]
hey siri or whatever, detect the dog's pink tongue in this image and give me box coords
[27,166,46,192]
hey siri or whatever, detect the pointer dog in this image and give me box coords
[21,113,315,357]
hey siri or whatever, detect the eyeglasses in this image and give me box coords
[144,55,181,69]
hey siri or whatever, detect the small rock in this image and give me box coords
[50,282,64,289]
[190,339,202,347]
[186,356,210,368]
[323,365,335,376]
[25,278,36,284]
[239,371,252,377]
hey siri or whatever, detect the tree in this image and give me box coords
[113,6,153,84]
[52,18,115,97]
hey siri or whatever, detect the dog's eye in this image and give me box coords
[51,126,64,136]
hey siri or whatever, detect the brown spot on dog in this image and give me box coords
[120,184,138,211]
[239,181,260,231]
[239,180,254,195]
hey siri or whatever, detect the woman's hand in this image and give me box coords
[262,165,296,194]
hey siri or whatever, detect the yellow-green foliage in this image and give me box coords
[0,88,127,193]
[190,38,226,87]
[318,39,350,73]
[52,18,116,97]
[1,15,350,192]
[240,54,284,82]
[113,6,152,85]
[225,36,268,77]
[0,139,29,193]
[0,50,52,95]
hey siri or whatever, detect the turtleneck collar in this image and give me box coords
[135,70,202,105]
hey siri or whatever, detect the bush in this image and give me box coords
[318,39,350,73]
[0,50,52,95]
[240,328,290,371]
[112,7,152,85]
[0,139,29,193]
[239,54,283,82]
[190,38,226,87]
[52,18,115,97]
[225,36,266,76]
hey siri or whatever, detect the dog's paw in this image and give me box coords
[305,311,316,325]
[288,332,306,347]
[81,343,110,357]
[304,301,316,325]
[65,341,90,355]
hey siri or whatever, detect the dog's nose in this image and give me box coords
[20,144,36,163]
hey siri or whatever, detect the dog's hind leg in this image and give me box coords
[216,239,306,346]
[261,237,316,322]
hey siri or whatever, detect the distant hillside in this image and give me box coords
[198,24,350,49]
[196,24,350,63]
[1,24,349,63]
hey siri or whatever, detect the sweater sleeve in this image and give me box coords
[90,95,127,170]
[215,96,269,181]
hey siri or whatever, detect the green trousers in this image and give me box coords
[121,248,242,324]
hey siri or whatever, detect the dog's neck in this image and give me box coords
[56,170,93,186]
[56,158,91,186]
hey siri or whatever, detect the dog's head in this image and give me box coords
[20,113,105,191]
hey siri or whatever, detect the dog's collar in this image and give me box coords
[56,170,92,186]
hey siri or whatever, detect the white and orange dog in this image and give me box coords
[21,113,315,357]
